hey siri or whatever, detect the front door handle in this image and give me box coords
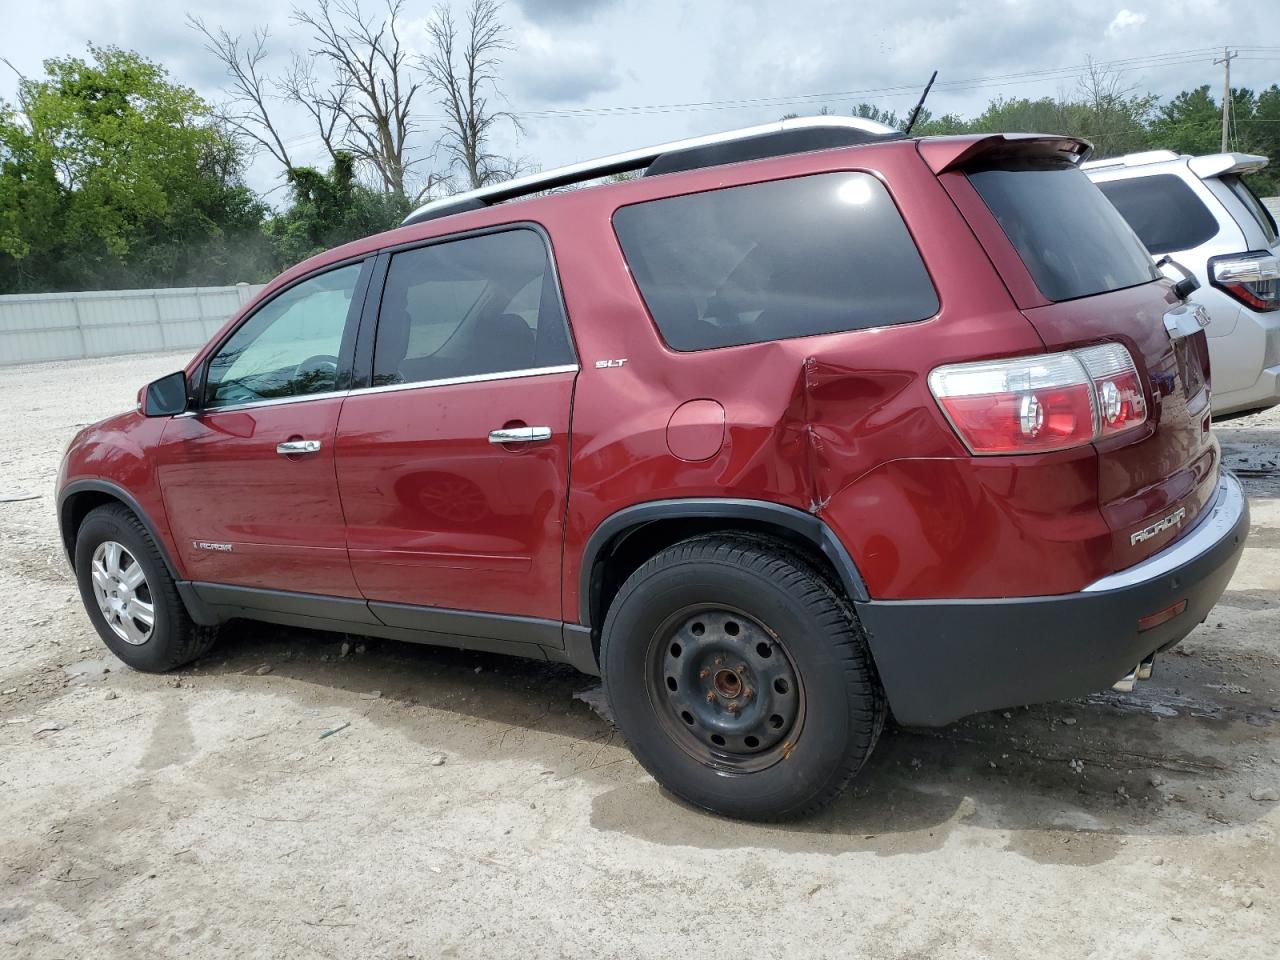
[488,426,552,445]
[277,439,322,455]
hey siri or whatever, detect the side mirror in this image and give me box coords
[143,371,190,417]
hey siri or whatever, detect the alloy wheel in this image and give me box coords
[89,540,155,645]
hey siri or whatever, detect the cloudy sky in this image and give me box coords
[3,0,1278,199]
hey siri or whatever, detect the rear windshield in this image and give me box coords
[1095,174,1220,255]
[968,160,1160,302]
[613,172,939,351]
[1224,174,1279,245]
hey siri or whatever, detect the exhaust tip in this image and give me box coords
[1136,654,1156,681]
[1112,668,1138,693]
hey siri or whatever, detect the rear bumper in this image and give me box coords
[855,472,1249,726]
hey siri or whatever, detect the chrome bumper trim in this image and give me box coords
[1083,473,1246,593]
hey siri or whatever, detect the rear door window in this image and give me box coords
[612,172,939,351]
[1094,174,1221,255]
[968,161,1160,302]
[372,229,575,387]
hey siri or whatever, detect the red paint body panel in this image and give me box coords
[1019,285,1218,568]
[59,409,183,571]
[333,373,574,619]
[155,398,359,596]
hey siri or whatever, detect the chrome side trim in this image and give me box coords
[174,365,579,415]
[1083,473,1246,593]
[345,364,578,399]
[177,389,348,416]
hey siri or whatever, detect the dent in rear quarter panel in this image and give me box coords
[60,410,182,576]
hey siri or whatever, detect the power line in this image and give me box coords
[508,50,1278,121]
[272,47,1280,148]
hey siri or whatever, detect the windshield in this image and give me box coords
[968,160,1160,302]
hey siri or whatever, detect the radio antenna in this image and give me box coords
[903,70,938,136]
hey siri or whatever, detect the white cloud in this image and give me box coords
[1107,9,1148,37]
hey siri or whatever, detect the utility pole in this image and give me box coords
[1213,47,1237,153]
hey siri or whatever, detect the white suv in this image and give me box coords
[1085,150,1280,416]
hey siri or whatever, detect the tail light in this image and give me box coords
[1211,254,1280,312]
[928,343,1147,455]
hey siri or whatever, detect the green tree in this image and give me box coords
[0,46,272,293]
[852,102,904,129]
[266,151,411,266]
[1150,85,1222,158]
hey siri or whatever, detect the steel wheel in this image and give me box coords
[647,606,804,774]
[89,540,154,645]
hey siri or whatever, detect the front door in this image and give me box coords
[157,261,369,597]
[335,228,578,621]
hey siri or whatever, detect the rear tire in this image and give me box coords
[74,504,219,672]
[600,534,885,821]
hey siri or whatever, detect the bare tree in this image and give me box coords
[293,0,422,196]
[280,53,348,168]
[420,0,521,190]
[188,19,298,175]
[1075,57,1158,157]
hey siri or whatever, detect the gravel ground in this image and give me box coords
[1,351,1278,960]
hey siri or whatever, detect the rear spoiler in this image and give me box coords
[1186,152,1268,179]
[917,134,1093,174]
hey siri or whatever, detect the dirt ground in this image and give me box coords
[1,351,1278,960]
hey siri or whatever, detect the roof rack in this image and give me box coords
[401,116,899,226]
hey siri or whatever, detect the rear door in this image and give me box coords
[946,154,1217,565]
[334,227,578,623]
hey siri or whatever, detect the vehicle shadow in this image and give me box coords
[179,617,1278,864]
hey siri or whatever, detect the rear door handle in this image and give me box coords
[488,426,552,445]
[277,439,322,455]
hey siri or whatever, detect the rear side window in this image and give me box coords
[613,172,939,351]
[1095,174,1220,255]
[968,161,1159,302]
[372,229,575,388]
[1223,174,1279,245]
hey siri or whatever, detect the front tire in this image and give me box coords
[600,535,885,821]
[74,504,218,672]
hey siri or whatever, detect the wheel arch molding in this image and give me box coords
[58,479,181,581]
[578,498,870,627]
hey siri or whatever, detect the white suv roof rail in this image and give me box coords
[1081,149,1180,170]
[401,115,897,227]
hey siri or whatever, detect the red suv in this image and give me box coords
[57,118,1248,820]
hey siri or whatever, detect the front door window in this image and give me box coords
[205,264,363,408]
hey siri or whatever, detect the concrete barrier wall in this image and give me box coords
[0,283,266,367]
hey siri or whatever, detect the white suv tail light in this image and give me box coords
[1211,254,1280,312]
[928,344,1148,454]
